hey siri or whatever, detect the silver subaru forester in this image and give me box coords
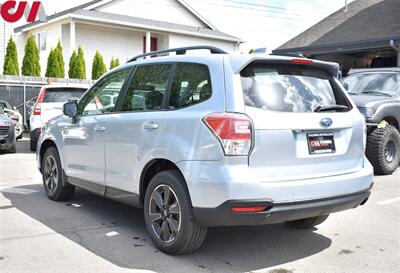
[37,46,373,254]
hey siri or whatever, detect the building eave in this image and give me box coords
[273,36,400,55]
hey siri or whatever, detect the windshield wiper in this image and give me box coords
[362,91,391,97]
[314,105,349,113]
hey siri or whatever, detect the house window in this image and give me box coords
[37,32,47,51]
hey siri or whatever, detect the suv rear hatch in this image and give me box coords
[239,60,365,181]
[38,87,86,123]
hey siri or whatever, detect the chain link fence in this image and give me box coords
[0,75,94,126]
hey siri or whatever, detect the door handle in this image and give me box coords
[142,123,159,130]
[94,125,106,132]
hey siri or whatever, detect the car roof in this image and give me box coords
[116,53,340,78]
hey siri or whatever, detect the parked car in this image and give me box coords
[29,85,88,151]
[0,107,16,153]
[37,46,373,254]
[342,68,400,175]
[0,100,23,140]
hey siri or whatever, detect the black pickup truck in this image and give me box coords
[342,68,400,175]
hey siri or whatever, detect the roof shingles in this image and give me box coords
[276,0,400,52]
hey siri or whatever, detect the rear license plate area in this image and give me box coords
[307,132,336,154]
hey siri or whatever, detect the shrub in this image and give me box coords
[91,51,107,80]
[75,46,86,79]
[22,33,41,76]
[45,48,55,77]
[3,37,19,75]
[110,57,120,70]
[68,50,77,79]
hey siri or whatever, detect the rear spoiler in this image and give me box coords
[231,56,340,79]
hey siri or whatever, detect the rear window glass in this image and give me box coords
[240,64,351,113]
[43,88,86,103]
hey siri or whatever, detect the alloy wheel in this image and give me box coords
[149,184,181,243]
[43,155,58,195]
[384,140,396,163]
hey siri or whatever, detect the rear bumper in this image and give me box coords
[193,188,371,227]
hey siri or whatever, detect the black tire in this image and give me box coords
[30,139,37,152]
[366,125,400,175]
[8,141,16,153]
[287,215,329,229]
[42,147,75,201]
[144,170,207,255]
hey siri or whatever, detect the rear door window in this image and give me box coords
[168,63,212,109]
[43,88,86,103]
[121,64,172,112]
[240,64,351,113]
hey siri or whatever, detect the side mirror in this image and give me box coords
[26,101,35,108]
[342,82,349,91]
[63,101,78,119]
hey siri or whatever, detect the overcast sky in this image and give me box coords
[39,0,352,52]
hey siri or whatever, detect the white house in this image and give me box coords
[13,0,243,78]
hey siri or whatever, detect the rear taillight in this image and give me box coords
[33,87,46,116]
[362,119,367,151]
[290,59,313,65]
[203,113,253,156]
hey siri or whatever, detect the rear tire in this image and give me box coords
[42,147,75,201]
[287,215,329,229]
[144,170,207,255]
[8,141,16,153]
[30,139,37,152]
[366,125,400,175]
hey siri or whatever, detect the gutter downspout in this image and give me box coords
[390,40,400,67]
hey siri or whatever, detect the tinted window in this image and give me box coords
[168,63,212,109]
[342,72,400,96]
[43,88,86,103]
[241,64,351,113]
[79,69,130,116]
[122,64,172,112]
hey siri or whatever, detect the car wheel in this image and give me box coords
[42,147,75,201]
[366,125,400,175]
[144,170,207,255]
[30,139,37,151]
[286,215,329,229]
[15,123,23,140]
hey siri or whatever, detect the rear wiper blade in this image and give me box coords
[347,92,359,95]
[362,91,391,97]
[314,105,349,113]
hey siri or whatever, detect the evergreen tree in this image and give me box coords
[249,49,255,54]
[3,37,19,75]
[75,46,86,79]
[52,40,65,78]
[110,57,120,70]
[22,33,41,76]
[68,50,77,79]
[45,48,55,77]
[91,51,107,80]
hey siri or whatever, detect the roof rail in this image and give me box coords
[127,45,227,62]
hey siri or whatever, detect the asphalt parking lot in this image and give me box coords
[0,138,399,273]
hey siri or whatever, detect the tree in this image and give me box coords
[68,50,77,79]
[45,48,55,77]
[91,51,107,80]
[22,33,41,76]
[110,57,120,70]
[75,46,86,79]
[249,49,255,54]
[52,40,65,78]
[3,37,19,75]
